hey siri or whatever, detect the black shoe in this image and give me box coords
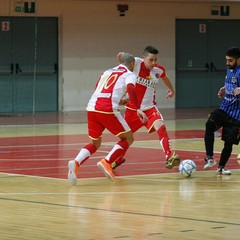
[166,152,180,169]
[112,158,126,170]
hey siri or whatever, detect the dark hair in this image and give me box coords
[225,47,240,58]
[143,46,159,56]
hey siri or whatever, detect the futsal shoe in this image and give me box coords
[97,159,115,182]
[112,158,126,170]
[166,152,180,169]
[68,160,79,185]
[216,167,231,175]
[203,157,217,170]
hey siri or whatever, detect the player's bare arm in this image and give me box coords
[162,76,175,98]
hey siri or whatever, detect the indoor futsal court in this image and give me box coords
[0,108,240,240]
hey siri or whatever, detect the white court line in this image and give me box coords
[0,188,240,196]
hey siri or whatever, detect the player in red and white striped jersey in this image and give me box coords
[67,53,147,185]
[112,46,180,170]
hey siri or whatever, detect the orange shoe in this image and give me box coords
[68,160,79,185]
[97,159,115,182]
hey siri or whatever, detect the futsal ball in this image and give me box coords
[179,159,197,177]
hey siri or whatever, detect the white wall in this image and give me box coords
[1,0,240,111]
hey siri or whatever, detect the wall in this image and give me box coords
[0,0,239,111]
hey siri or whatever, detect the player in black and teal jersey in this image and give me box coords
[204,47,240,175]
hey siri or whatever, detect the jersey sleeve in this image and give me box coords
[155,64,167,78]
[125,72,137,86]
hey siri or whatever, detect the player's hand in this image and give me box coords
[237,153,240,165]
[234,87,240,96]
[119,98,130,105]
[137,109,148,123]
[166,90,175,98]
[218,86,225,98]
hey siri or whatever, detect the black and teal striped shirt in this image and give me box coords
[220,66,240,121]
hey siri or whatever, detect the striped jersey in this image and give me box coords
[86,64,136,113]
[220,65,240,121]
[126,57,166,111]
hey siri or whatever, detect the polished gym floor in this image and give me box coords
[0,108,239,240]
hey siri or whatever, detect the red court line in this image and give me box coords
[0,130,238,179]
[0,130,205,146]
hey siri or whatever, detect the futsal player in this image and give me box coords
[204,47,240,175]
[67,52,147,185]
[112,46,180,170]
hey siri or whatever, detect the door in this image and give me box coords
[176,19,240,108]
[0,17,58,112]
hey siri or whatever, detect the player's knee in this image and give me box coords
[205,119,216,133]
[127,134,134,145]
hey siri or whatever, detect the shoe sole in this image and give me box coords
[68,161,77,185]
[97,162,115,182]
[217,172,232,175]
[166,158,180,169]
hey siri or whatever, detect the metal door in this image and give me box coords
[0,18,14,112]
[0,17,58,112]
[176,19,240,108]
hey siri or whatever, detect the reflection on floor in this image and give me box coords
[0,108,239,179]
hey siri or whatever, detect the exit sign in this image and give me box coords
[15,5,24,12]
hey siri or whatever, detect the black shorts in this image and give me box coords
[208,109,240,145]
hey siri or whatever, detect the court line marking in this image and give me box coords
[1,187,240,196]
[0,196,239,226]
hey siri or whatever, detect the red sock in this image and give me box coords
[105,140,129,164]
[76,143,97,165]
[157,125,171,159]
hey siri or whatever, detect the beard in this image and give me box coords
[227,63,237,69]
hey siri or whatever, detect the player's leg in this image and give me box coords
[217,141,232,175]
[97,111,133,181]
[218,120,240,175]
[112,108,143,169]
[68,112,103,185]
[204,109,223,170]
[146,107,180,169]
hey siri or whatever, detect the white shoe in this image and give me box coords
[68,160,79,185]
[203,157,217,170]
[217,167,231,175]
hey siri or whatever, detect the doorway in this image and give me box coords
[176,19,240,108]
[0,17,58,112]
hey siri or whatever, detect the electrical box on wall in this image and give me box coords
[24,2,35,13]
[220,6,230,16]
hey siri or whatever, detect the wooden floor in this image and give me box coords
[0,108,240,240]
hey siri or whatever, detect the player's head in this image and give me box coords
[119,52,135,72]
[142,46,159,70]
[225,47,240,69]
